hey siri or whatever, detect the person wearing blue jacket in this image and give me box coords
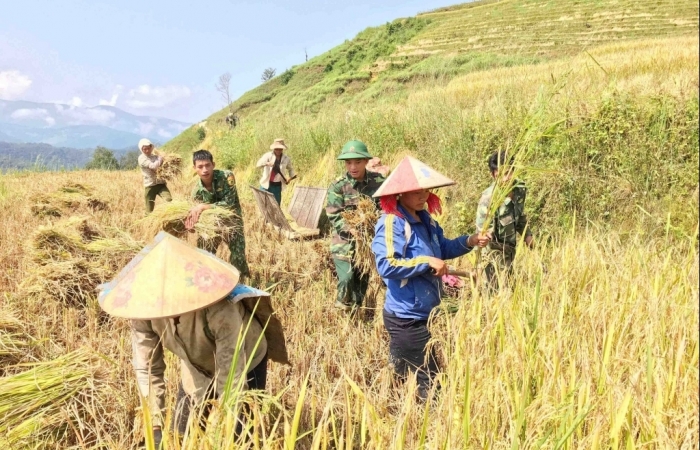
[371,156,490,400]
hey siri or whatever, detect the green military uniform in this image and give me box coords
[326,171,385,307]
[192,169,250,277]
[326,140,386,309]
[475,180,531,290]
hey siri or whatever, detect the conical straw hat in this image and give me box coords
[98,231,239,319]
[372,156,455,197]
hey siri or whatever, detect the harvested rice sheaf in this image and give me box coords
[22,218,142,306]
[21,258,108,306]
[155,152,183,181]
[30,183,108,217]
[138,200,241,244]
[0,348,107,448]
[0,311,28,370]
[340,196,381,276]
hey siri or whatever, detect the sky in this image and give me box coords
[0,0,455,124]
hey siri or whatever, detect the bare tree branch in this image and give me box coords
[215,73,233,112]
[261,68,276,82]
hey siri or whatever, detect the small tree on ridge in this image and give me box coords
[261,68,276,82]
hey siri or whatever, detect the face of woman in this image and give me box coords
[399,189,430,212]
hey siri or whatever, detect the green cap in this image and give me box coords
[337,140,372,160]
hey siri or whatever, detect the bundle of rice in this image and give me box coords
[138,200,240,244]
[22,218,142,306]
[31,184,108,216]
[22,258,108,306]
[340,196,381,275]
[0,348,97,447]
[0,311,27,371]
[86,231,145,271]
[0,332,28,370]
[155,151,183,181]
[27,217,101,262]
[58,183,92,195]
[30,203,62,217]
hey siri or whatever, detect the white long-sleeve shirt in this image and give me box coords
[137,153,165,187]
[256,152,295,189]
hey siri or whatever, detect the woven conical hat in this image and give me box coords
[372,156,455,197]
[98,231,239,319]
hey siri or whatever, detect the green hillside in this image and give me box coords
[164,0,699,236]
[196,0,699,118]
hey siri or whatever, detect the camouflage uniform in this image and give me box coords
[326,170,385,307]
[475,180,531,290]
[192,169,250,277]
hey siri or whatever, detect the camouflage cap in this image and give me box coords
[337,140,372,160]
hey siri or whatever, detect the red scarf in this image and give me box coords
[379,193,442,218]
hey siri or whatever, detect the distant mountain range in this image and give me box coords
[0,99,190,148]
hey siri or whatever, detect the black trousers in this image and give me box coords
[174,354,268,435]
[382,311,439,400]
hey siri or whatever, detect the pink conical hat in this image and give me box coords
[372,156,455,197]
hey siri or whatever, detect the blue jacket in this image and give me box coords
[371,206,473,320]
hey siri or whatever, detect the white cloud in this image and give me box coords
[11,107,48,119]
[54,106,115,125]
[49,104,115,125]
[126,84,191,109]
[10,107,55,127]
[99,93,119,106]
[0,70,32,100]
[68,96,83,107]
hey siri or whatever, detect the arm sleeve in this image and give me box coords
[217,174,245,233]
[138,155,162,170]
[515,209,532,238]
[255,153,270,168]
[435,223,473,260]
[130,320,167,426]
[207,302,249,396]
[475,192,494,235]
[372,215,431,280]
[325,183,352,238]
[286,157,296,179]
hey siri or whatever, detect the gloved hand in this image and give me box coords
[153,427,162,449]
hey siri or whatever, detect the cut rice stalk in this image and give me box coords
[137,200,241,244]
[340,195,381,276]
[0,348,95,447]
[155,152,183,181]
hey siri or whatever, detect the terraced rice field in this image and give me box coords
[395,0,699,59]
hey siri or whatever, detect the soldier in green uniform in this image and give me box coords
[185,149,250,277]
[475,151,534,291]
[326,140,386,312]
